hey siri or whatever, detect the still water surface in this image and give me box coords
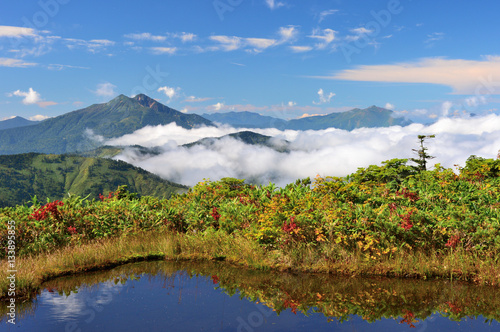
[1,261,499,331]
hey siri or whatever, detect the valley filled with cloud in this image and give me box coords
[108,114,500,187]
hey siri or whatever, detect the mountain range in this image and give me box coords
[0,116,38,131]
[0,94,213,155]
[0,94,410,156]
[0,94,413,206]
[202,106,410,130]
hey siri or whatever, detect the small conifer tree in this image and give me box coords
[410,135,435,171]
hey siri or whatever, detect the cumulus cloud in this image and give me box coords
[93,82,117,97]
[385,103,395,110]
[212,102,225,111]
[7,88,57,107]
[158,86,180,101]
[107,115,500,187]
[9,88,42,105]
[322,56,500,95]
[313,88,335,104]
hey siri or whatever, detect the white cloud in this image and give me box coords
[441,101,453,117]
[323,56,500,95]
[94,83,117,97]
[318,9,338,23]
[124,33,167,42]
[308,28,336,49]
[290,45,313,53]
[425,32,445,45]
[89,39,115,46]
[0,57,37,67]
[465,96,487,107]
[265,0,285,10]
[108,114,500,187]
[313,88,335,104]
[385,103,395,110]
[150,47,177,55]
[246,38,276,52]
[287,101,296,107]
[212,102,225,111]
[278,26,298,43]
[9,88,42,105]
[29,114,51,121]
[345,27,374,41]
[351,27,373,35]
[185,96,212,103]
[64,38,115,53]
[175,32,197,43]
[158,86,180,101]
[0,26,36,38]
[210,36,243,51]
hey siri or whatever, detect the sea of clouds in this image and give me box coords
[106,114,500,187]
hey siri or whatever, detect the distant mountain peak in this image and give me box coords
[133,94,159,108]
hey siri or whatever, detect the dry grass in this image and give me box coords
[1,230,499,301]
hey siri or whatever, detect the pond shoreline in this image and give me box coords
[1,229,498,303]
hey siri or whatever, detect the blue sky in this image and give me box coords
[1,0,500,122]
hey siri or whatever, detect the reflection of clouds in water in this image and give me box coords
[41,281,124,322]
[108,115,500,187]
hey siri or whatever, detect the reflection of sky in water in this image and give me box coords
[40,281,123,322]
[2,271,500,332]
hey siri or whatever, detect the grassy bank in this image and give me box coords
[1,228,499,301]
[1,156,500,299]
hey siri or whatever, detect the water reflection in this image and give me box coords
[1,260,499,331]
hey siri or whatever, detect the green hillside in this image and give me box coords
[0,153,187,207]
[183,130,290,152]
[0,94,213,155]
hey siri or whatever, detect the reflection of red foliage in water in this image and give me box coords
[211,275,220,284]
[445,301,462,314]
[283,298,298,314]
[400,309,416,328]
